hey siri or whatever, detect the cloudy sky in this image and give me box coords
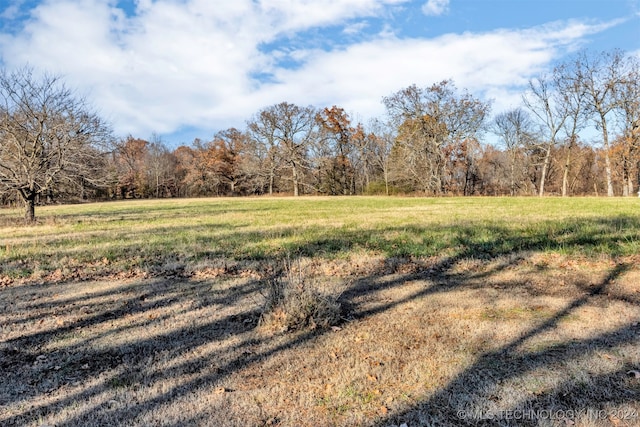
[0,0,639,146]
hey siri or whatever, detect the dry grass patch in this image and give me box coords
[259,275,341,333]
[2,253,639,426]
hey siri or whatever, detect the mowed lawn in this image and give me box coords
[1,197,639,426]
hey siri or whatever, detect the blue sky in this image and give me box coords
[0,0,638,147]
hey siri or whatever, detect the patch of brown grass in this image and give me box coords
[259,278,341,333]
[1,253,639,426]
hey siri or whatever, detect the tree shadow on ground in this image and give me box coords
[0,216,638,425]
[374,263,639,426]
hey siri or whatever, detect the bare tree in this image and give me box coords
[248,102,318,196]
[554,59,588,197]
[522,74,569,197]
[577,50,626,196]
[364,118,395,195]
[491,108,537,196]
[147,135,176,198]
[248,111,281,196]
[0,67,112,222]
[612,54,640,196]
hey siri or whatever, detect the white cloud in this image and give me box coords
[0,0,623,142]
[343,21,370,35]
[259,0,408,32]
[421,0,449,16]
[252,20,613,123]
[0,0,412,137]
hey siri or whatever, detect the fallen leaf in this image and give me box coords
[627,370,640,378]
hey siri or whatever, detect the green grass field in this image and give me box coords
[2,196,639,283]
[1,197,639,426]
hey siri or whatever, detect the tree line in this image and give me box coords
[1,50,639,221]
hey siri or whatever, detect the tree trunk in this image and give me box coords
[384,169,389,196]
[18,188,37,223]
[562,148,572,197]
[538,143,552,197]
[604,150,614,196]
[622,168,630,197]
[24,195,36,223]
[26,199,35,223]
[510,151,516,196]
[268,169,274,196]
[292,162,299,196]
[600,115,614,196]
[637,162,640,196]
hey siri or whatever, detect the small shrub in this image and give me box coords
[259,261,341,332]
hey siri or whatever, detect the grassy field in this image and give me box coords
[1,196,639,426]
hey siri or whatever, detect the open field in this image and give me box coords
[1,197,640,426]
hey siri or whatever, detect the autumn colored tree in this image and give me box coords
[384,81,490,194]
[563,142,599,195]
[443,137,483,195]
[474,144,511,196]
[613,54,640,196]
[172,145,197,197]
[175,139,221,196]
[315,106,356,195]
[112,136,150,198]
[206,128,258,195]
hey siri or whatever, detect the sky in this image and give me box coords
[0,0,639,147]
